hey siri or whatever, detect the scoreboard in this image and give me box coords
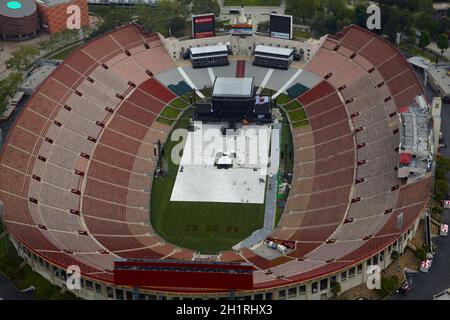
[270,14,293,40]
[192,13,216,39]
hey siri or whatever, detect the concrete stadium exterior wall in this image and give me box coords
[36,0,90,34]
[160,33,326,63]
[7,217,421,300]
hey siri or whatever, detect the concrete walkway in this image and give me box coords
[427,42,450,61]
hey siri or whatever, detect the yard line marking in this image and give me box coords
[207,67,215,84]
[272,68,303,99]
[177,67,205,99]
[257,68,274,94]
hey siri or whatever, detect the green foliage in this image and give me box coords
[431,205,443,218]
[414,247,427,261]
[286,0,317,24]
[224,0,280,5]
[257,20,270,33]
[136,0,189,37]
[5,46,39,72]
[0,236,79,300]
[419,31,431,49]
[375,275,400,298]
[284,0,436,44]
[331,281,341,296]
[434,179,448,203]
[50,43,82,60]
[306,0,357,37]
[191,0,220,17]
[391,250,399,261]
[89,7,133,39]
[437,33,449,55]
[0,72,23,114]
[438,17,450,34]
[89,1,190,39]
[434,155,450,205]
[435,155,450,180]
[39,29,81,54]
[354,1,370,28]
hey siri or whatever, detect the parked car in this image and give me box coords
[396,281,413,295]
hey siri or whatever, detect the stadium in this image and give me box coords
[0,22,434,300]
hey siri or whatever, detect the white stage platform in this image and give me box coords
[170,123,273,204]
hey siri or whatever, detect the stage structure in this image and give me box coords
[189,44,230,68]
[194,77,272,123]
[253,44,295,70]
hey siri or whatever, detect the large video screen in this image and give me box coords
[192,14,216,39]
[270,14,293,40]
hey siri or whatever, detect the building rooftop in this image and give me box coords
[19,63,58,95]
[427,66,450,97]
[212,77,254,98]
[190,44,228,56]
[407,56,433,70]
[35,0,73,7]
[255,45,294,56]
[0,0,36,18]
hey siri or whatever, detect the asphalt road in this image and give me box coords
[389,71,450,300]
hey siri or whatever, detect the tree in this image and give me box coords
[0,72,22,114]
[434,155,450,203]
[137,0,189,37]
[89,7,133,39]
[330,281,341,296]
[437,33,449,56]
[434,179,449,203]
[404,28,417,46]
[397,9,413,42]
[257,20,270,33]
[354,1,369,28]
[381,7,412,43]
[5,46,39,72]
[375,275,400,298]
[191,0,220,17]
[438,17,450,34]
[418,31,431,50]
[286,0,317,24]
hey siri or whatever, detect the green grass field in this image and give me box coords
[156,96,192,125]
[274,107,294,226]
[150,109,265,253]
[170,98,190,109]
[276,93,295,106]
[288,108,307,122]
[283,100,302,112]
[284,101,309,128]
[224,0,280,6]
[160,105,182,119]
